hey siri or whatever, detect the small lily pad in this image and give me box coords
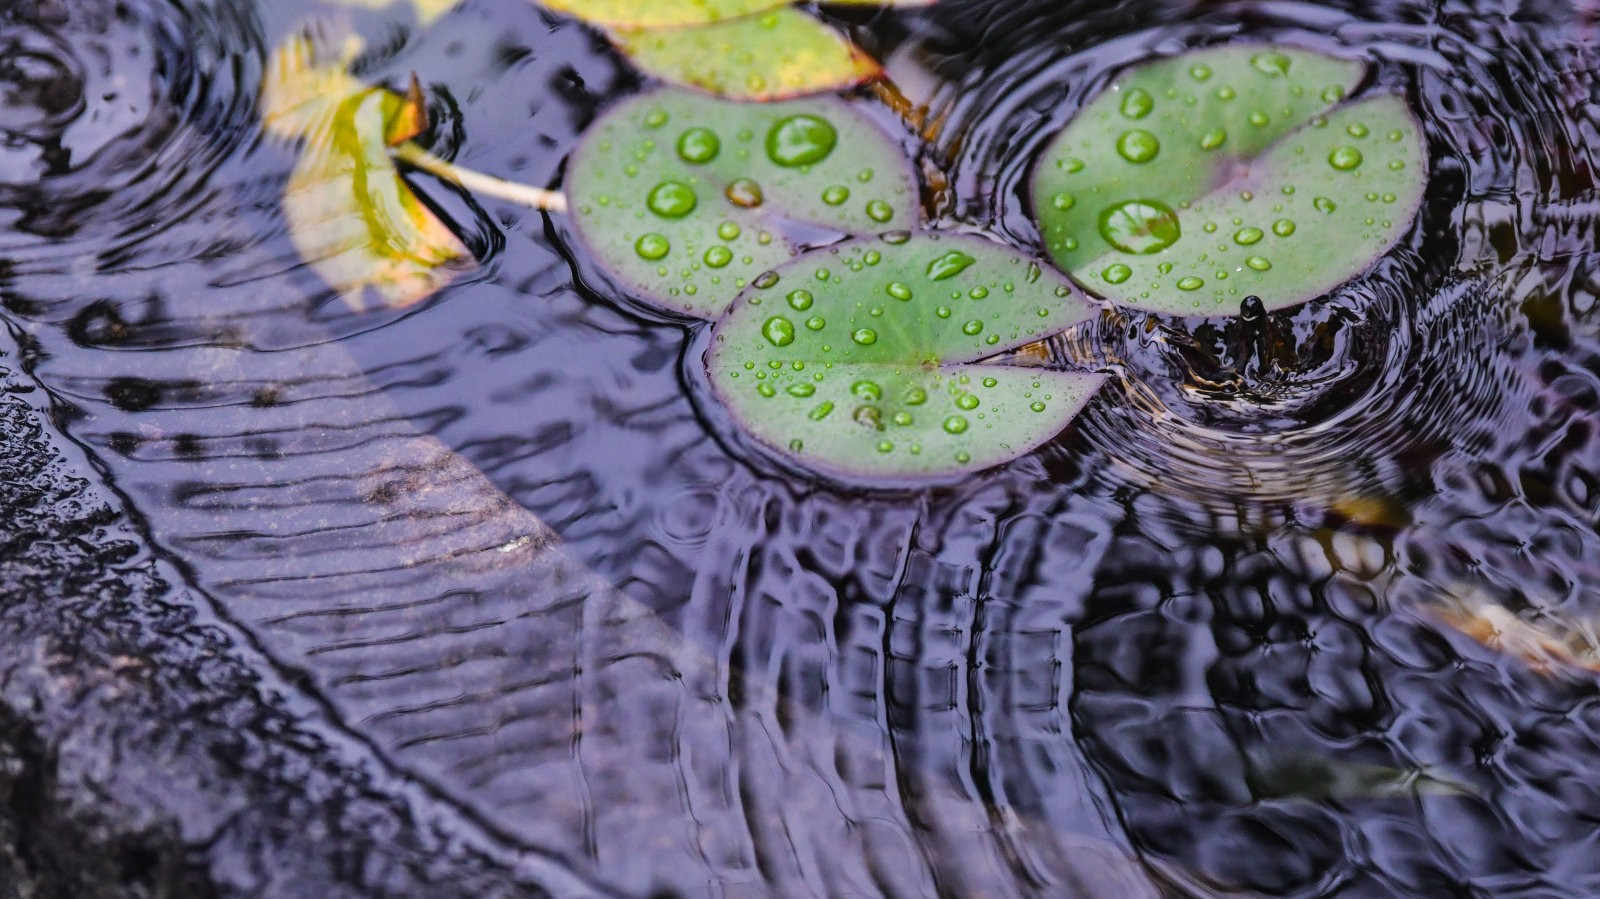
[1032,44,1427,314]
[262,34,471,311]
[541,0,786,29]
[610,9,880,101]
[706,232,1104,483]
[566,86,917,318]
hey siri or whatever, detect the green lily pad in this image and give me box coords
[566,86,917,318]
[610,9,880,101]
[541,0,786,28]
[706,232,1104,483]
[1032,44,1427,315]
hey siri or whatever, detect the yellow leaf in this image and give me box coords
[610,9,880,100]
[262,34,471,312]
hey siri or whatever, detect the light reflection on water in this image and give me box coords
[3,0,1600,894]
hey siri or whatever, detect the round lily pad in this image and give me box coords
[566,86,918,318]
[706,232,1105,483]
[1031,44,1427,315]
[611,9,881,100]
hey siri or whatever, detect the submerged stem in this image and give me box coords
[392,142,568,213]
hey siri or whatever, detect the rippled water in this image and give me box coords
[4,0,1600,894]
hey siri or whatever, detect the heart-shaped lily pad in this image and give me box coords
[610,9,880,101]
[706,232,1105,482]
[566,86,917,318]
[1031,44,1427,315]
[262,33,471,312]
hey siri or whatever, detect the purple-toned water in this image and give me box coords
[3,0,1599,894]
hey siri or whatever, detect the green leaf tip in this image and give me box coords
[566,87,918,319]
[1032,44,1427,315]
[707,232,1105,484]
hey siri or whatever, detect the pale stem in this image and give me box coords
[392,142,568,213]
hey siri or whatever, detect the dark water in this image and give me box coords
[3,0,1600,894]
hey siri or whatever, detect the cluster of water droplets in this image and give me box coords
[571,94,915,314]
[715,237,1077,467]
[1031,47,1419,310]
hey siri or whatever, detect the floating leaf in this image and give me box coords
[1032,44,1426,315]
[611,9,880,101]
[262,34,471,311]
[541,0,787,28]
[566,86,917,318]
[706,232,1104,483]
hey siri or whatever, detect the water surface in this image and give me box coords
[4,0,1600,894]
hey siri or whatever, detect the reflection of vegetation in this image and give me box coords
[1424,588,1600,676]
[1250,756,1474,801]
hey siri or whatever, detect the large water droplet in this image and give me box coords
[886,281,913,301]
[852,328,878,346]
[717,221,741,240]
[1272,218,1296,237]
[805,315,825,330]
[1250,51,1292,77]
[904,386,927,405]
[1051,192,1076,211]
[726,178,763,207]
[1176,276,1204,291]
[1200,128,1226,150]
[766,114,837,167]
[763,316,795,346]
[1103,263,1133,284]
[865,200,894,223]
[1190,64,1212,81]
[926,251,976,281]
[1245,256,1271,271]
[961,320,983,336]
[643,108,668,128]
[821,185,849,205]
[1116,129,1161,164]
[647,181,697,218]
[704,245,733,268]
[1233,226,1263,246]
[787,383,815,397]
[943,415,969,434]
[1120,87,1154,119]
[956,393,980,410]
[1328,146,1363,171]
[787,289,813,310]
[808,401,834,421]
[635,233,670,260]
[850,380,882,401]
[1313,196,1337,213]
[677,127,720,163]
[1098,199,1181,254]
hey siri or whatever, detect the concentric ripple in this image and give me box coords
[0,0,263,270]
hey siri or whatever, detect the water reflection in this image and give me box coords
[2,0,1600,895]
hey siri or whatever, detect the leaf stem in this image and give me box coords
[392,142,568,213]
